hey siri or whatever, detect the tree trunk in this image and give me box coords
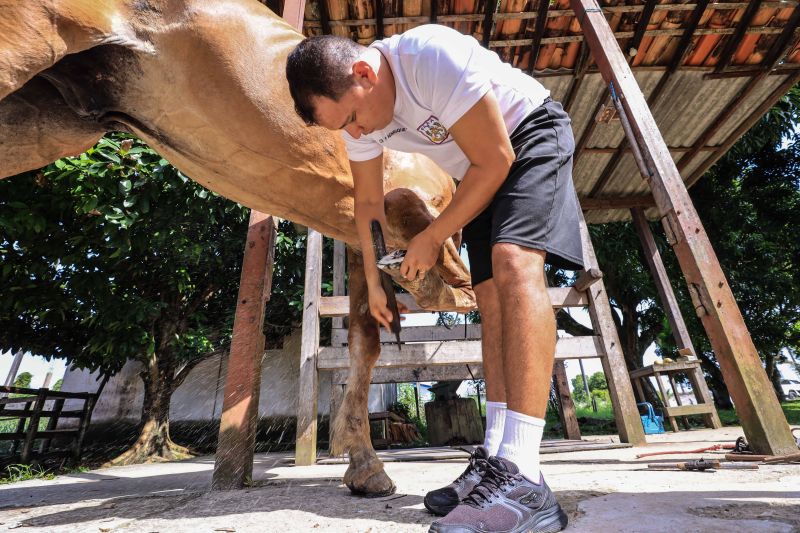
[697,351,734,409]
[107,354,191,466]
[765,352,786,403]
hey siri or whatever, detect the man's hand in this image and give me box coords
[400,229,441,281]
[368,282,407,331]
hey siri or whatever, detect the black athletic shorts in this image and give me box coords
[462,98,584,286]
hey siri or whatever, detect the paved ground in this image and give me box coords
[0,427,798,532]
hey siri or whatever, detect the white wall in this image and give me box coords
[60,329,395,425]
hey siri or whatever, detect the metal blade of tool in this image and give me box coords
[369,220,402,348]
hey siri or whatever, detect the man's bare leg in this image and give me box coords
[474,279,507,456]
[491,243,555,481]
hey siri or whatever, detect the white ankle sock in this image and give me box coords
[483,401,507,456]
[497,409,545,482]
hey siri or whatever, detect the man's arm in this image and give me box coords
[400,91,515,281]
[351,153,397,331]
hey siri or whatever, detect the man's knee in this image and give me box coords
[491,243,546,287]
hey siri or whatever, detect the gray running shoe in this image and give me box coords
[428,456,568,533]
[424,446,490,516]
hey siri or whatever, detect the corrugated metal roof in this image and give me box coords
[295,0,800,222]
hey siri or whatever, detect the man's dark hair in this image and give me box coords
[286,35,363,125]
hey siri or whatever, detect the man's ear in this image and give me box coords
[352,60,378,87]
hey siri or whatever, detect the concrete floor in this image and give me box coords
[0,427,798,532]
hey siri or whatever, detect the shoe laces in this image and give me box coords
[455,449,488,483]
[463,461,521,508]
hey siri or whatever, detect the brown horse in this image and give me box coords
[0,0,475,495]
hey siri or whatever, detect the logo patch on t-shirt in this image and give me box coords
[417,115,449,144]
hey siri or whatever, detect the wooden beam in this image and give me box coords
[714,0,763,73]
[331,240,346,335]
[212,212,276,490]
[553,361,582,440]
[331,364,485,385]
[295,229,323,466]
[762,5,800,70]
[590,0,711,197]
[579,195,655,210]
[631,208,695,355]
[562,42,591,114]
[375,0,384,39]
[320,287,588,317]
[577,212,647,445]
[627,0,658,58]
[318,335,605,370]
[680,7,800,176]
[631,207,722,429]
[527,0,551,73]
[686,71,800,186]
[481,0,496,48]
[572,0,796,455]
[332,324,483,345]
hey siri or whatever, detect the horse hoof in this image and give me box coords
[344,465,396,498]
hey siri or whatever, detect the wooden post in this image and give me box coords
[21,388,47,463]
[72,394,97,465]
[39,398,64,454]
[331,240,347,336]
[295,229,323,466]
[212,212,277,490]
[553,361,581,440]
[3,350,24,388]
[570,0,795,454]
[630,207,721,429]
[579,213,647,445]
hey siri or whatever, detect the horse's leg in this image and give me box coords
[384,187,476,311]
[0,77,104,178]
[331,249,396,497]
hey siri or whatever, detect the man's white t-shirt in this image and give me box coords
[343,24,550,180]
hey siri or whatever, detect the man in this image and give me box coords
[286,24,582,533]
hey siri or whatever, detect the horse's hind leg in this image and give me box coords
[330,249,396,497]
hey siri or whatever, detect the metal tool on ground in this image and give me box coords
[370,220,402,348]
[647,458,759,471]
[636,443,735,459]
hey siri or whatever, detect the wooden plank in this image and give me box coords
[295,228,323,466]
[212,212,277,490]
[571,0,796,455]
[481,0,495,48]
[662,404,719,417]
[714,0,764,73]
[319,335,605,370]
[654,372,680,432]
[627,0,658,58]
[331,240,346,333]
[332,324,482,345]
[631,208,696,355]
[578,212,647,445]
[686,365,722,429]
[71,395,96,464]
[20,389,47,463]
[580,195,655,210]
[629,360,700,379]
[0,409,85,418]
[320,287,588,317]
[573,268,603,292]
[527,0,552,73]
[38,398,65,454]
[554,361,581,440]
[330,364,484,385]
[0,429,78,441]
[0,395,38,406]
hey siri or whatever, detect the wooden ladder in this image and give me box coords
[294,211,646,465]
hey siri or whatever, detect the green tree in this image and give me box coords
[587,371,607,392]
[51,378,63,391]
[0,134,252,464]
[12,372,32,389]
[571,374,588,403]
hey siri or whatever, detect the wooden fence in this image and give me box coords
[0,386,98,465]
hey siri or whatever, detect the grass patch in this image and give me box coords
[0,463,90,485]
[716,400,800,427]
